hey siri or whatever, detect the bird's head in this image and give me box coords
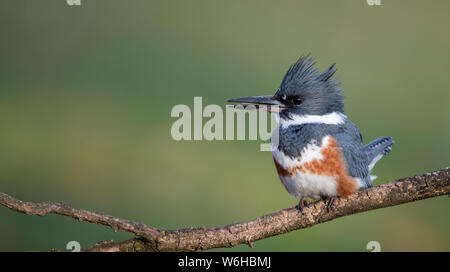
[228,55,345,120]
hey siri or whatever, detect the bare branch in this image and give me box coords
[1,167,449,252]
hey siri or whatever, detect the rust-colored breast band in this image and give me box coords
[272,136,359,197]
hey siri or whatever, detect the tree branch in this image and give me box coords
[1,167,449,252]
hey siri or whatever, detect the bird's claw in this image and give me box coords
[325,197,336,212]
[296,197,310,213]
[321,196,336,212]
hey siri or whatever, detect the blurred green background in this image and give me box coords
[0,0,449,251]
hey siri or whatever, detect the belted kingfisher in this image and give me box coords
[228,55,394,211]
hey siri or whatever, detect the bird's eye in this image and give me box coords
[293,97,303,105]
[280,94,287,102]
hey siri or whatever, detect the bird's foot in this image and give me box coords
[322,196,336,212]
[295,197,310,213]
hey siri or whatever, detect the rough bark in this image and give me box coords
[1,167,449,252]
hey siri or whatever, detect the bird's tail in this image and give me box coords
[364,136,394,176]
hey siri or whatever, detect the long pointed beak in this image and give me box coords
[227,95,281,106]
[227,95,286,113]
[227,95,285,112]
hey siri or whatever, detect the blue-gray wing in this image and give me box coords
[332,121,371,188]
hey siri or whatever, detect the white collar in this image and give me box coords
[280,112,346,128]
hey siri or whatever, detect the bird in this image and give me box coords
[227,54,394,211]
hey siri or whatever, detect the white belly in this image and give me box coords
[279,173,338,199]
